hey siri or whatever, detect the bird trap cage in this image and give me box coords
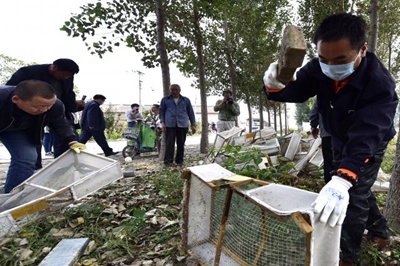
[182,164,340,266]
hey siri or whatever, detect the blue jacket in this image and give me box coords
[266,52,398,177]
[80,100,105,131]
[159,95,196,128]
[0,86,77,145]
[6,64,78,122]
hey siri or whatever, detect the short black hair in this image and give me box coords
[14,80,56,101]
[53,58,80,74]
[152,104,160,109]
[314,13,366,51]
[223,90,232,96]
[93,94,106,100]
[131,103,139,108]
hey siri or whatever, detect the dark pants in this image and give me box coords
[43,132,53,152]
[79,128,113,155]
[51,126,78,158]
[35,144,43,170]
[164,127,188,165]
[335,141,389,264]
[322,136,334,183]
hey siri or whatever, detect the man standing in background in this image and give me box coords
[79,94,118,157]
[159,84,196,167]
[214,89,240,132]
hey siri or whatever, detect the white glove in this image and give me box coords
[312,176,352,227]
[263,62,285,89]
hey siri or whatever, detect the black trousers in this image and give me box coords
[335,141,389,264]
[164,127,188,165]
[322,136,334,183]
[79,129,113,155]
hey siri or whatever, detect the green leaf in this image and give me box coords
[130,209,145,218]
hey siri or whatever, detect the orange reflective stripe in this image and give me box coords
[364,158,370,163]
[264,85,284,93]
[338,168,358,180]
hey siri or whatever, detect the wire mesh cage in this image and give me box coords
[182,164,340,266]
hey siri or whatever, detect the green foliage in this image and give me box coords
[147,168,184,205]
[103,103,124,139]
[0,54,35,84]
[294,100,311,126]
[297,0,351,58]
[382,136,397,173]
[60,1,179,67]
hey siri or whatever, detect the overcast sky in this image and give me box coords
[0,0,207,106]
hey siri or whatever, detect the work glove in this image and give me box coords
[263,62,286,89]
[311,176,352,227]
[69,141,87,154]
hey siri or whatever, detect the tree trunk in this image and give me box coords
[385,130,400,231]
[246,95,252,132]
[155,0,170,160]
[279,104,282,136]
[259,91,264,130]
[273,105,277,132]
[223,20,237,98]
[155,0,170,96]
[284,103,288,134]
[223,19,239,127]
[265,97,271,127]
[368,0,378,54]
[193,7,208,153]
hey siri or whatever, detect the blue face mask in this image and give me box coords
[319,60,356,81]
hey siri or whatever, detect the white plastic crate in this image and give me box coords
[0,150,123,237]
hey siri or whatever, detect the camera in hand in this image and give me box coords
[135,108,139,111]
[227,97,234,105]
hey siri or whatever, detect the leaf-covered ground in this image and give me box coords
[0,142,399,265]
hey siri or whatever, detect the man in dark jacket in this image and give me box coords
[0,80,86,193]
[6,58,84,159]
[79,94,118,157]
[263,13,397,265]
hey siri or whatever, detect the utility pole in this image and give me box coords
[135,70,144,108]
[127,70,145,107]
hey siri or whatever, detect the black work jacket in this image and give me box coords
[0,86,77,145]
[6,64,77,121]
[266,52,398,177]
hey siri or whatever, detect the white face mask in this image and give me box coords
[319,60,356,81]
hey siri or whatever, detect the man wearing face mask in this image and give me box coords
[79,94,118,157]
[263,13,397,266]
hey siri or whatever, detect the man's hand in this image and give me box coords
[191,125,196,134]
[311,127,319,139]
[312,176,352,227]
[263,62,286,89]
[161,123,166,132]
[69,141,87,154]
[76,100,85,111]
